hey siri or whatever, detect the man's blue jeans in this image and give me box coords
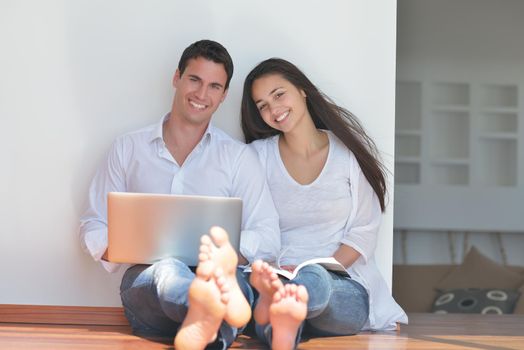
[255,264,369,347]
[120,257,254,349]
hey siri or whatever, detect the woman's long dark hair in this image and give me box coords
[241,58,387,211]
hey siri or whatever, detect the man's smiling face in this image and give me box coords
[172,56,228,126]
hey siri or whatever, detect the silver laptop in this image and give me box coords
[107,192,242,265]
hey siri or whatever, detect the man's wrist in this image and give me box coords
[238,254,248,265]
[101,249,109,262]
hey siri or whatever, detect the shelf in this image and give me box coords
[396,134,421,158]
[396,79,521,191]
[479,111,517,134]
[396,81,422,130]
[431,158,470,165]
[432,105,470,113]
[430,163,469,186]
[394,77,522,231]
[431,111,469,159]
[479,132,518,140]
[480,107,519,114]
[394,186,524,232]
[432,82,469,106]
[396,156,420,164]
[477,139,517,187]
[395,162,420,185]
[479,84,518,109]
[396,129,421,136]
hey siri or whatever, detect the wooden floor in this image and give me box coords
[1,306,523,349]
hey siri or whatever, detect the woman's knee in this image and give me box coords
[293,264,331,287]
[304,280,369,336]
[291,264,333,317]
[307,312,367,336]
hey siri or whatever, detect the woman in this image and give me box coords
[241,58,407,350]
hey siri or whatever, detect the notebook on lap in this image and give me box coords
[107,192,242,266]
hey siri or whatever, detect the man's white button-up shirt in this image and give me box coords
[79,115,280,272]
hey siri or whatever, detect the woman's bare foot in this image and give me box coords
[174,260,229,350]
[199,226,251,328]
[269,284,308,350]
[249,259,284,325]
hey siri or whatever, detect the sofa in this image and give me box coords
[392,246,524,314]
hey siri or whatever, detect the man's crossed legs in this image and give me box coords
[120,227,253,350]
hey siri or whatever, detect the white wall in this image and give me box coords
[397,0,524,73]
[395,0,524,266]
[0,0,397,306]
[397,0,524,82]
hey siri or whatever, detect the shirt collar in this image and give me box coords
[148,113,213,145]
[148,113,169,144]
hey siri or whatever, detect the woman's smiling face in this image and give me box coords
[251,74,309,133]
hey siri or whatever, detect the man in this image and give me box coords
[79,40,280,349]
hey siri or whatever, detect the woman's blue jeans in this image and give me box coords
[254,264,369,348]
[120,257,254,350]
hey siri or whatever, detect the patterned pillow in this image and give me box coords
[431,288,520,314]
[436,247,524,290]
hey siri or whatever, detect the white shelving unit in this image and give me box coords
[429,82,470,186]
[476,84,519,187]
[395,81,422,185]
[394,80,524,232]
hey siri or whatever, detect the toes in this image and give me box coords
[285,284,297,296]
[199,244,211,254]
[296,285,309,303]
[252,260,263,272]
[196,260,214,279]
[270,278,282,290]
[215,275,230,292]
[199,252,211,262]
[273,288,284,302]
[214,266,224,279]
[213,266,231,296]
[199,236,213,261]
[209,226,229,247]
[200,234,213,246]
[220,291,230,304]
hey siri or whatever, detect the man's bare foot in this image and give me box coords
[199,226,251,328]
[269,284,308,350]
[174,260,229,350]
[250,259,284,325]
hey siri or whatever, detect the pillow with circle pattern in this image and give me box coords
[431,288,520,314]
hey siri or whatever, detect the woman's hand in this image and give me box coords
[280,265,297,272]
[333,244,361,269]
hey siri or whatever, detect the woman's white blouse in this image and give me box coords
[250,131,408,330]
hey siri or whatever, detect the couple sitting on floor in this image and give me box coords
[80,39,407,350]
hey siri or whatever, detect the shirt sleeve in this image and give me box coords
[340,153,382,263]
[79,137,126,273]
[232,144,280,263]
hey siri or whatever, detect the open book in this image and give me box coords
[245,257,349,280]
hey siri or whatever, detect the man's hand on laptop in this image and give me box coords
[238,254,248,265]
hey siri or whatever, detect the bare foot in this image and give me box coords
[199,226,251,328]
[174,260,229,350]
[250,259,284,325]
[269,284,308,350]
